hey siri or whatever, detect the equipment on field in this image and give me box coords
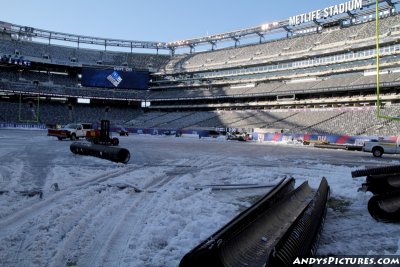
[86,120,119,146]
[70,142,130,164]
[117,127,129,136]
[180,177,329,267]
[352,165,400,222]
[226,131,250,141]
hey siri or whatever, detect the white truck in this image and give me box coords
[362,138,400,157]
[48,123,92,141]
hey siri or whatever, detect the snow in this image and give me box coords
[0,129,399,266]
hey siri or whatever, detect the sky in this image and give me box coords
[1,0,344,42]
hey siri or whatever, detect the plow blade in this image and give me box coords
[268,178,329,266]
[180,177,329,267]
[362,173,400,195]
[351,165,400,178]
[368,191,400,222]
[352,165,400,222]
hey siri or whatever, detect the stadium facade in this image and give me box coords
[0,0,400,138]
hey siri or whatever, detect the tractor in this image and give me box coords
[86,120,119,146]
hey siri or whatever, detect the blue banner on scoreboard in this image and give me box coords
[81,67,149,90]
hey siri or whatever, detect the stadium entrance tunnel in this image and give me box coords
[179,177,329,267]
[70,142,130,164]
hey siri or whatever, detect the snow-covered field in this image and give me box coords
[0,129,399,267]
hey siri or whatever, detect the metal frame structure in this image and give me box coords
[18,93,40,123]
[167,0,397,52]
[0,0,396,55]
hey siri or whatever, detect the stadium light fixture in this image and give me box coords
[77,98,90,104]
[261,24,269,31]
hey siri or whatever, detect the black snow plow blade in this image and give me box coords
[361,173,400,195]
[70,142,130,164]
[351,165,400,178]
[368,191,400,222]
[268,178,329,266]
[353,166,400,223]
[179,177,329,267]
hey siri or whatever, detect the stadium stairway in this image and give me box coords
[261,112,299,129]
[298,111,346,135]
[357,118,392,136]
[151,112,198,129]
[184,113,221,129]
[225,112,260,128]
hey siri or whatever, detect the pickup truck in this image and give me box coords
[226,131,251,141]
[363,138,399,157]
[48,123,92,141]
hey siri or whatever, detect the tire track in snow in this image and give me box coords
[77,166,196,267]
[0,164,145,267]
[8,189,107,267]
[0,165,139,237]
[47,187,130,267]
[1,163,188,267]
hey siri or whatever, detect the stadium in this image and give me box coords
[0,0,399,139]
[1,0,400,266]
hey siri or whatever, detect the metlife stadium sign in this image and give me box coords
[288,0,363,26]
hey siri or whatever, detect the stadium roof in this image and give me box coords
[166,0,398,50]
[0,0,397,54]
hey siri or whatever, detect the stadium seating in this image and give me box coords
[0,98,143,125]
[2,93,400,137]
[1,11,400,138]
[0,39,170,69]
[160,15,398,74]
[147,69,400,101]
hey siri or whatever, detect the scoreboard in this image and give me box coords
[81,67,149,90]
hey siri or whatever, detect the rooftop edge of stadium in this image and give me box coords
[0,0,397,54]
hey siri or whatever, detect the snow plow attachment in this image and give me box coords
[368,191,400,222]
[361,173,400,195]
[70,142,130,164]
[353,165,400,223]
[268,178,329,266]
[179,177,329,267]
[351,165,400,178]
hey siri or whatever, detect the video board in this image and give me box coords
[81,67,149,90]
